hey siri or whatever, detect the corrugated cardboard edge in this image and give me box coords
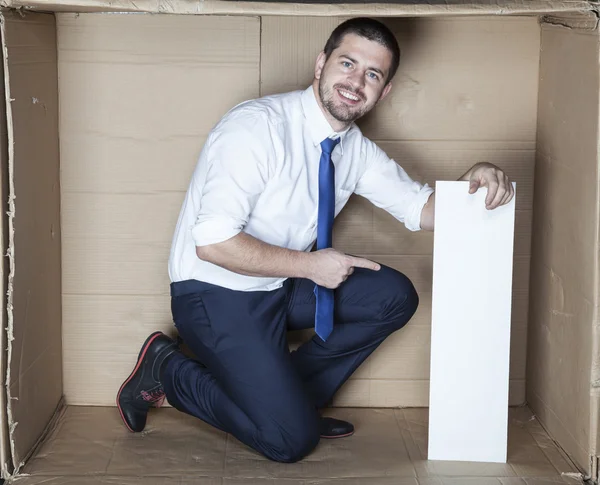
[0,0,598,16]
[592,25,600,481]
[0,8,16,478]
[0,8,8,479]
[593,19,600,477]
[0,9,17,477]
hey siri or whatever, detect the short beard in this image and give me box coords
[318,79,369,124]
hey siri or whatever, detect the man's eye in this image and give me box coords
[342,61,352,68]
[367,72,379,80]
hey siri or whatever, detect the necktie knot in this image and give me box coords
[320,136,340,155]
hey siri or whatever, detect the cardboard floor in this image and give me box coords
[11,406,587,484]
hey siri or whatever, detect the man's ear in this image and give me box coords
[378,82,393,102]
[315,51,326,80]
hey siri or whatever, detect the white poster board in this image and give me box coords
[428,181,516,463]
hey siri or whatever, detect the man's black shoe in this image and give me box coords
[117,331,178,432]
[320,416,355,439]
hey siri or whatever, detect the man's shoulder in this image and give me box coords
[345,123,376,150]
[345,125,389,163]
[217,90,302,133]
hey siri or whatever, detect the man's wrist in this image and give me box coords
[294,251,315,281]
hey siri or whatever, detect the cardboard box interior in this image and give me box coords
[0,0,598,483]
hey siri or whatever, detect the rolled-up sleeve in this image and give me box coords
[355,140,434,232]
[191,118,272,247]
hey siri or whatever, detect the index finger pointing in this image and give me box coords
[349,256,381,271]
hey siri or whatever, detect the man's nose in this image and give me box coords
[347,70,365,90]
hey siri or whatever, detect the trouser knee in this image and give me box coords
[377,266,419,332]
[260,423,320,463]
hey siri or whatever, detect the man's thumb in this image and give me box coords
[469,180,479,194]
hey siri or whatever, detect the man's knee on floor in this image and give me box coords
[260,424,320,463]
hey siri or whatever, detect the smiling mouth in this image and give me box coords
[337,89,361,102]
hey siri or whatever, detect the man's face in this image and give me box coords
[315,33,393,125]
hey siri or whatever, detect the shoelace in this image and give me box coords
[141,389,166,408]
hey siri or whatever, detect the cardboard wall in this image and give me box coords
[527,22,600,475]
[57,13,261,404]
[1,10,62,470]
[58,13,539,408]
[268,15,539,407]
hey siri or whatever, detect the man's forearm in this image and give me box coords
[196,232,313,279]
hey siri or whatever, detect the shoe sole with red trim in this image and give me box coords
[116,331,164,432]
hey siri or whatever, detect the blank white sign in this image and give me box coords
[428,181,516,463]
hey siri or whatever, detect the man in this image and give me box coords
[116,17,514,463]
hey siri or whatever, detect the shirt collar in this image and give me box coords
[301,85,350,155]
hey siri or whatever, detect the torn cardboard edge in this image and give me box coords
[1,7,63,475]
[540,13,600,30]
[592,33,600,471]
[0,8,7,479]
[590,2,600,475]
[0,0,598,17]
[593,395,600,480]
[0,10,17,478]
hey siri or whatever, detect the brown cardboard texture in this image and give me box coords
[0,8,62,475]
[10,406,586,484]
[0,3,599,485]
[528,21,600,478]
[0,0,597,17]
[59,13,534,409]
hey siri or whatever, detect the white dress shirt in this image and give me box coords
[168,86,434,291]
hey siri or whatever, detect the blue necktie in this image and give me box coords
[314,136,340,341]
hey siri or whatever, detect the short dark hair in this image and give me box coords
[323,17,401,83]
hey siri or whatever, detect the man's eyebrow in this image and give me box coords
[340,54,384,77]
[368,66,384,76]
[340,54,358,64]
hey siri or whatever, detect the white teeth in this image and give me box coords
[339,90,359,101]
